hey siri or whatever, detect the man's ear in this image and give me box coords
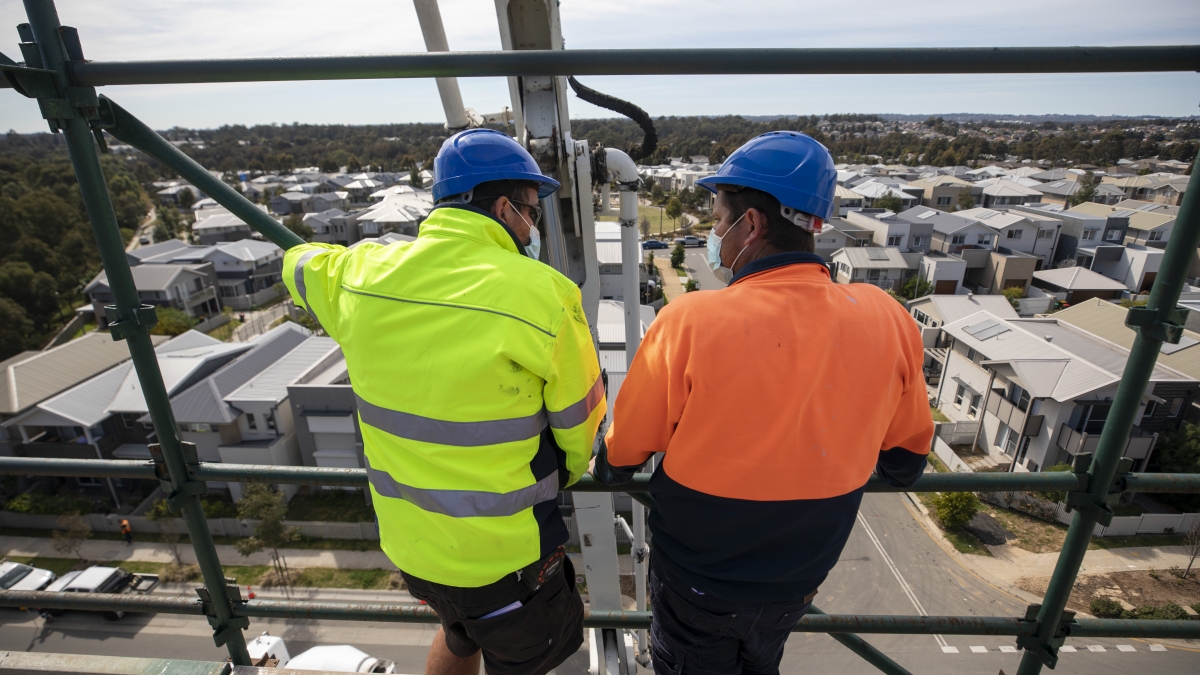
[743,208,769,246]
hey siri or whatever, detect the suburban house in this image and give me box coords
[907,293,1017,385]
[85,263,220,328]
[1031,179,1083,207]
[269,191,312,215]
[956,207,1060,268]
[309,191,349,212]
[1068,200,1175,248]
[1073,243,1163,294]
[596,239,648,301]
[192,205,275,245]
[3,332,251,500]
[908,174,981,211]
[966,247,1039,296]
[168,240,285,310]
[935,311,1197,473]
[286,350,363,483]
[833,185,864,216]
[0,333,168,459]
[304,209,363,246]
[976,178,1044,207]
[1031,267,1128,304]
[830,246,914,291]
[849,181,920,210]
[1011,203,1118,265]
[846,208,933,253]
[355,187,434,239]
[1101,173,1189,205]
[813,219,872,261]
[915,251,967,296]
[926,210,996,255]
[156,182,204,206]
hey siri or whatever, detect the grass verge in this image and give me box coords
[930,407,950,423]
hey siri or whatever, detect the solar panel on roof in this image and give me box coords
[1048,181,1067,188]
[973,324,1011,340]
[963,319,998,336]
[1111,210,1135,218]
[866,248,890,260]
[916,210,938,220]
[1161,336,1199,355]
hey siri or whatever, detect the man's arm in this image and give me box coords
[543,289,607,487]
[876,312,935,487]
[282,243,350,342]
[596,319,674,485]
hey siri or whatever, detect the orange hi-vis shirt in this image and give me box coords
[601,252,933,601]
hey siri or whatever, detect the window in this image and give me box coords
[867,269,882,282]
[1170,398,1184,417]
[968,394,982,418]
[978,234,992,245]
[266,412,277,432]
[954,384,966,408]
[1149,230,1164,241]
[122,414,134,429]
[1105,229,1122,241]
[914,309,930,326]
[1038,229,1053,239]
[887,235,903,247]
[936,196,952,206]
[1143,400,1158,418]
[1008,383,1030,412]
[1082,229,1098,240]
[246,414,257,431]
[1007,229,1022,240]
[966,347,978,362]
[911,236,925,247]
[951,234,966,245]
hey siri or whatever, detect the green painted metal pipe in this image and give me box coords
[66,46,1200,86]
[21,1,252,665]
[5,458,1200,494]
[806,606,913,675]
[1016,140,1200,675]
[0,590,205,615]
[99,97,305,251]
[1070,619,1200,638]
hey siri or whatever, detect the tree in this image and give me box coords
[1183,518,1200,579]
[148,499,190,573]
[1152,422,1200,512]
[1068,171,1099,207]
[670,242,686,269]
[1002,286,1026,309]
[176,188,195,210]
[319,158,339,173]
[931,491,980,529]
[640,215,651,239]
[52,512,92,560]
[0,298,33,360]
[665,198,683,231]
[235,484,300,591]
[898,275,933,301]
[409,165,422,189]
[955,188,976,211]
[1034,463,1074,503]
[650,182,665,205]
[283,214,314,242]
[151,307,196,336]
[874,193,904,213]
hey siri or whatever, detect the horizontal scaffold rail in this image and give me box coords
[50,46,1200,87]
[2,457,1198,494]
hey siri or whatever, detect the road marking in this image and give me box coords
[941,646,959,654]
[1087,645,1106,652]
[856,511,947,648]
[1060,646,1077,653]
[999,646,1017,653]
[1149,644,1167,652]
[970,646,988,653]
[1116,645,1136,652]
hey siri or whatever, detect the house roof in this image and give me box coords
[833,185,860,199]
[908,294,1018,324]
[1051,298,1200,380]
[596,241,624,265]
[834,246,909,269]
[7,331,250,428]
[226,337,340,406]
[164,323,312,424]
[1035,180,1081,197]
[955,207,1032,231]
[909,174,973,188]
[191,211,258,232]
[1029,168,1081,182]
[1068,201,1175,232]
[0,333,168,415]
[894,206,983,235]
[84,263,207,294]
[977,179,1044,197]
[272,192,311,202]
[1033,267,1127,291]
[596,300,656,348]
[850,181,915,200]
[127,239,191,264]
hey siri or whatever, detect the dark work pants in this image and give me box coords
[648,558,812,675]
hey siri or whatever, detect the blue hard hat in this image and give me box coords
[432,128,561,203]
[696,131,837,221]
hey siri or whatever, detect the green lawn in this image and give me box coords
[206,318,241,341]
[930,407,951,423]
[927,454,951,474]
[286,489,375,523]
[598,205,683,236]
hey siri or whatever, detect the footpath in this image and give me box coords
[652,256,686,303]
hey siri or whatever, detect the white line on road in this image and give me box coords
[855,511,948,648]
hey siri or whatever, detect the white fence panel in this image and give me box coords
[1099,517,1142,537]
[933,438,974,474]
[1137,513,1184,534]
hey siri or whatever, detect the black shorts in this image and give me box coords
[402,554,584,675]
[648,555,813,675]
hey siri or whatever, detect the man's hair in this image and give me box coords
[718,186,815,253]
[439,179,540,211]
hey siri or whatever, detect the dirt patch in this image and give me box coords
[1017,570,1200,615]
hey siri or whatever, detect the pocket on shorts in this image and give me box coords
[463,596,550,663]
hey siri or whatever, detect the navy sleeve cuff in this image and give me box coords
[592,439,643,486]
[875,447,928,488]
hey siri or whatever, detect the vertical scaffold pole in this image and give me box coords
[20,0,251,664]
[1015,166,1200,675]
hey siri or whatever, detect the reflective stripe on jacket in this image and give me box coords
[283,205,605,587]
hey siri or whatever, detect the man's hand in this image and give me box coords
[588,454,597,476]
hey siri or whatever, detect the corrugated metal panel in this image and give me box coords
[1008,359,1069,399]
[226,337,339,405]
[1052,298,1200,381]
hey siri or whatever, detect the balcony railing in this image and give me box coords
[1056,422,1157,460]
[2,2,1199,673]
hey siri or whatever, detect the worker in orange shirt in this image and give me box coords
[119,519,132,546]
[593,132,934,675]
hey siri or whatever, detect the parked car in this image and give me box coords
[674,236,706,247]
[39,566,160,621]
[0,561,56,592]
[642,240,669,250]
[138,236,151,245]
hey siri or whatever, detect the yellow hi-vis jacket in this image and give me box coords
[283,205,605,587]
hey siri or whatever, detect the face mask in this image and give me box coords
[706,211,747,272]
[508,201,541,260]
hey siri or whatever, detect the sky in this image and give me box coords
[2,0,1199,133]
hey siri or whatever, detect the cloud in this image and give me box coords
[2,0,1198,133]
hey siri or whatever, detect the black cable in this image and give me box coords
[567,76,657,162]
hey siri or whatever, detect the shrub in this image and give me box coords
[1089,597,1124,618]
[1129,602,1188,620]
[4,492,105,515]
[931,491,980,530]
[670,242,685,269]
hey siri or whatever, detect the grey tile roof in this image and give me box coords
[0,333,167,415]
[85,264,206,293]
[895,206,980,235]
[1033,267,1127,291]
[127,239,192,265]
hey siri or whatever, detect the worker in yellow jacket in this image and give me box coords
[283,129,604,675]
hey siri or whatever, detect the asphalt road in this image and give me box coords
[3,492,1195,673]
[650,247,726,291]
